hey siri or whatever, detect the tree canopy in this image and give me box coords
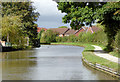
[2,2,40,47]
[57,2,106,30]
[40,30,58,43]
[57,2,120,50]
[2,15,26,47]
[96,2,120,50]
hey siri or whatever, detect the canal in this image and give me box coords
[1,45,118,80]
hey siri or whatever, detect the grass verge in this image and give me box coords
[52,42,119,71]
[110,51,120,58]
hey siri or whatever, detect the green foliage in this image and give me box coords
[37,29,45,39]
[61,36,68,42]
[40,30,58,43]
[68,35,78,42]
[55,29,108,47]
[56,37,62,42]
[81,32,95,42]
[96,2,120,50]
[56,35,78,42]
[114,30,120,51]
[58,26,68,28]
[57,2,106,30]
[1,15,27,47]
[57,2,120,51]
[94,31,108,45]
[78,32,95,43]
[2,2,40,47]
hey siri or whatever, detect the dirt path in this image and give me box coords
[92,45,120,64]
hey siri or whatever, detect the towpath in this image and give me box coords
[92,45,120,64]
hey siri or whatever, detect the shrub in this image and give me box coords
[40,30,58,43]
[68,35,78,42]
[61,36,68,42]
[78,32,95,43]
[94,30,108,45]
[114,30,120,52]
[56,37,62,42]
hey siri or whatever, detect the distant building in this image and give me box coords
[49,28,70,37]
[75,27,88,36]
[64,29,76,36]
[75,26,101,36]
[46,26,100,37]
[37,27,47,33]
[86,26,101,33]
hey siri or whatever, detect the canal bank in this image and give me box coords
[0,45,34,52]
[51,42,120,79]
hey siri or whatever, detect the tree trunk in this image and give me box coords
[7,33,9,42]
[27,37,29,46]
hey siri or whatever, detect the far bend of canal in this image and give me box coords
[0,45,118,80]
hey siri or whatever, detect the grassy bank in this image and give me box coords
[110,51,120,58]
[51,42,119,71]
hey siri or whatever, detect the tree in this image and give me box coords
[37,29,45,45]
[58,26,68,28]
[37,29,45,40]
[2,2,40,47]
[1,15,26,47]
[96,2,120,50]
[40,30,58,43]
[57,2,120,51]
[114,30,120,52]
[57,2,106,30]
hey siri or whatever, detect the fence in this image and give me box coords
[82,57,120,78]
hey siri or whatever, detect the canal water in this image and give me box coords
[1,45,118,80]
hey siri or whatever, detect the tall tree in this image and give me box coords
[57,2,106,30]
[57,2,120,50]
[2,2,40,47]
[1,15,26,47]
[96,2,120,50]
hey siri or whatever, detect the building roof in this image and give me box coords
[75,27,88,34]
[86,26,101,33]
[65,29,76,35]
[37,27,47,32]
[49,28,70,34]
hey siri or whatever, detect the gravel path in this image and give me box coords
[92,45,120,64]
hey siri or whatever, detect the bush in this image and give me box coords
[94,30,108,45]
[40,30,58,43]
[56,37,62,42]
[61,36,68,42]
[68,35,78,42]
[78,32,95,43]
[114,30,120,52]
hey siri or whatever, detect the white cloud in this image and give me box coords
[31,0,66,16]
[31,0,70,28]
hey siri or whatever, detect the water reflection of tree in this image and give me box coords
[2,50,37,80]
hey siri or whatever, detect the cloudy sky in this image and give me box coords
[31,0,70,28]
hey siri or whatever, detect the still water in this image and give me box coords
[1,45,118,80]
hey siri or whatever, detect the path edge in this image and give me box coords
[82,56,120,79]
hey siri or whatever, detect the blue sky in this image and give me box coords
[31,0,71,28]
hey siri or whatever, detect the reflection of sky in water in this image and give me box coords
[2,45,117,80]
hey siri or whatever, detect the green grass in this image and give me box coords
[83,52,118,71]
[110,51,120,58]
[52,42,119,71]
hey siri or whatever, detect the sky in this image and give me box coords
[31,0,71,28]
